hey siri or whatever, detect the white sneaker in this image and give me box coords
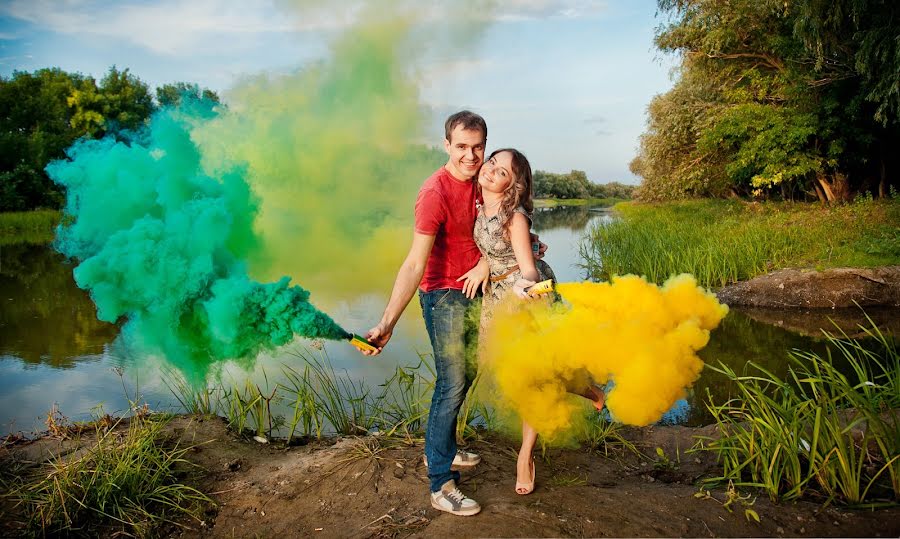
[423,450,482,469]
[430,480,481,516]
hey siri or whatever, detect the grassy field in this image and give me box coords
[580,199,900,288]
[0,210,60,245]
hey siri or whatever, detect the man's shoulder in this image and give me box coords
[420,166,449,192]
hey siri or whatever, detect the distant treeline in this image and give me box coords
[0,66,219,211]
[633,0,900,203]
[533,170,635,200]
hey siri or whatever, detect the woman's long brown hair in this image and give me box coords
[489,148,533,239]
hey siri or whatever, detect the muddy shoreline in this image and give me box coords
[3,416,899,538]
[716,266,900,309]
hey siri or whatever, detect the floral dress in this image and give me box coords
[473,204,556,329]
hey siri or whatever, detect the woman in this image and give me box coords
[464,148,606,495]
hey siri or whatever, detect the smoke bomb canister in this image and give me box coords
[348,333,378,353]
[525,279,554,297]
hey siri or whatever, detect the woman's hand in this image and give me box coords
[512,278,537,299]
[457,257,490,299]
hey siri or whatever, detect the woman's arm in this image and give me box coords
[509,212,540,283]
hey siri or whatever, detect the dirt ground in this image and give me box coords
[5,416,899,538]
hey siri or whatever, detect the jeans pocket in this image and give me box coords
[431,289,452,311]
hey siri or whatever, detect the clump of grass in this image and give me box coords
[548,472,588,487]
[284,348,375,436]
[281,363,323,441]
[161,369,219,416]
[456,371,495,442]
[12,413,210,537]
[698,320,900,506]
[372,356,432,440]
[220,371,283,440]
[580,199,900,288]
[579,413,638,457]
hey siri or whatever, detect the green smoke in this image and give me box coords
[50,99,348,381]
[49,2,495,379]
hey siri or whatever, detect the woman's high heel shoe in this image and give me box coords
[515,458,535,495]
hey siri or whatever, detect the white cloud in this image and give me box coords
[490,0,609,21]
[1,0,609,56]
[1,0,298,55]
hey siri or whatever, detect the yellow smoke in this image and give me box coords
[481,274,728,438]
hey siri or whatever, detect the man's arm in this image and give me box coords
[362,232,436,355]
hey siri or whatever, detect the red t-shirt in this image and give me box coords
[415,166,482,292]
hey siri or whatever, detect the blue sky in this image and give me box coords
[0,0,677,184]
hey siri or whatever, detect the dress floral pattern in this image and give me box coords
[474,205,556,329]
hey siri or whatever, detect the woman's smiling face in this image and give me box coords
[478,151,515,194]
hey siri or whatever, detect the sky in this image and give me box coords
[0,0,677,184]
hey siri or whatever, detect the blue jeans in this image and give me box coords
[419,288,479,492]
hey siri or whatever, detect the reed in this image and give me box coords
[280,363,323,441]
[12,414,210,537]
[218,372,283,439]
[161,369,219,416]
[580,199,900,288]
[455,371,497,442]
[285,348,375,436]
[372,356,433,439]
[699,321,900,506]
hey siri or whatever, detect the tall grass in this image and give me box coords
[373,356,433,439]
[162,347,493,444]
[284,348,374,436]
[580,199,900,288]
[698,321,900,506]
[12,414,210,537]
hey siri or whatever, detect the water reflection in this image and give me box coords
[532,205,600,232]
[0,243,118,368]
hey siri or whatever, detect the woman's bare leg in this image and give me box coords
[517,421,538,493]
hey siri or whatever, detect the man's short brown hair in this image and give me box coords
[444,110,487,142]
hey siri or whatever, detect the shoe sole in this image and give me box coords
[423,459,482,470]
[430,499,481,516]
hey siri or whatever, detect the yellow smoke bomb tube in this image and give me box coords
[525,279,554,297]
[347,332,378,353]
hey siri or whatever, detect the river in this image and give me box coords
[0,205,886,434]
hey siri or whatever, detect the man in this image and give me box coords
[361,110,489,516]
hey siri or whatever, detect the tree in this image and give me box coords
[634,0,900,202]
[97,66,154,134]
[1,66,205,211]
[0,68,88,210]
[156,82,220,108]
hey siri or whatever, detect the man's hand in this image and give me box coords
[362,323,392,356]
[457,257,490,299]
[530,233,548,260]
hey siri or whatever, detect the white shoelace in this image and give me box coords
[446,488,467,503]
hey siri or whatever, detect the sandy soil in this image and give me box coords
[6,416,898,538]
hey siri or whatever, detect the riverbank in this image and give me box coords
[581,199,900,289]
[3,415,899,538]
